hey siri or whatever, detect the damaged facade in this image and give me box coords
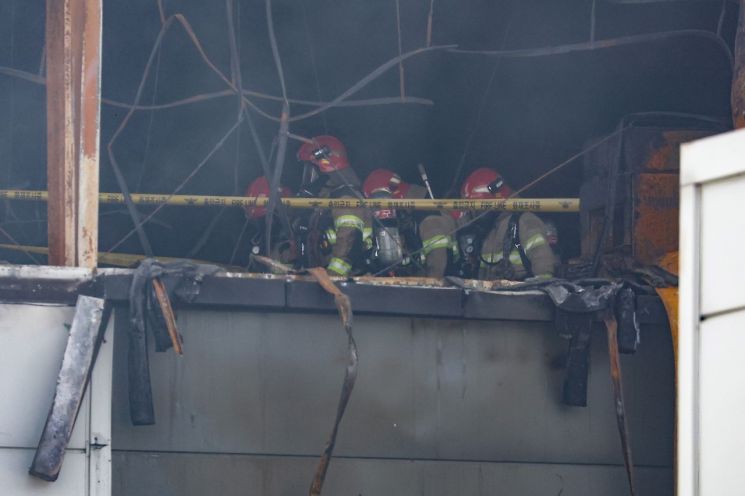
[0,0,741,494]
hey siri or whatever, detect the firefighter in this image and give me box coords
[362,168,455,278]
[297,135,371,277]
[243,175,296,269]
[455,167,556,281]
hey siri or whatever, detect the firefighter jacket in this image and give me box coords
[317,168,371,276]
[478,212,556,281]
[404,184,456,278]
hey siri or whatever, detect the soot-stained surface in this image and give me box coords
[0,0,735,264]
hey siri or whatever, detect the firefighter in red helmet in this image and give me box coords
[243,176,296,269]
[455,167,556,281]
[362,168,455,278]
[243,176,292,223]
[297,135,371,277]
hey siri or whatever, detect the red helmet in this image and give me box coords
[362,168,403,198]
[461,167,513,199]
[297,135,349,173]
[243,176,292,220]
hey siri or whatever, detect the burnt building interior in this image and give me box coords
[0,0,735,265]
[0,0,740,495]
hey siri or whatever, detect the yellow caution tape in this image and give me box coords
[0,243,240,270]
[0,189,580,213]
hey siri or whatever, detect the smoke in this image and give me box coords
[0,0,735,264]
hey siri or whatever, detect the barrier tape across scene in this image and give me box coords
[0,189,580,213]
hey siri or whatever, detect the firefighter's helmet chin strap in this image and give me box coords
[298,163,328,198]
[503,213,533,277]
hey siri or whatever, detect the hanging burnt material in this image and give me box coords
[127,259,220,425]
[605,311,636,496]
[555,310,594,407]
[306,267,358,496]
[30,296,109,482]
[540,279,639,495]
[252,256,358,496]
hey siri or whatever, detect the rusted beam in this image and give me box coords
[45,0,101,268]
[77,0,102,268]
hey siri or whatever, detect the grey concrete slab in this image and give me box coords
[112,451,673,496]
[112,309,674,467]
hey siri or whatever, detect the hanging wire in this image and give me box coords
[229,218,250,265]
[446,2,516,197]
[450,29,734,68]
[186,0,248,259]
[156,0,166,25]
[717,0,727,37]
[107,116,245,253]
[134,43,164,192]
[264,0,291,256]
[426,0,436,47]
[590,0,597,43]
[300,0,328,133]
[395,0,406,99]
[0,224,40,264]
[288,44,455,122]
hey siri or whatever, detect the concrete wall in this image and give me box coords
[111,308,674,495]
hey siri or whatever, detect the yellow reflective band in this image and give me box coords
[481,252,503,264]
[421,234,454,257]
[524,233,548,252]
[335,214,365,232]
[508,250,524,266]
[480,250,523,268]
[325,228,337,245]
[327,257,352,276]
[363,227,373,240]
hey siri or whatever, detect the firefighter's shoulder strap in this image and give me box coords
[503,213,533,277]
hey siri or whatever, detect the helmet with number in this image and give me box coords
[362,168,403,198]
[297,135,350,173]
[460,167,513,200]
[243,176,292,220]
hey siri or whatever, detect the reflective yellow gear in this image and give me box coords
[421,234,455,258]
[524,233,548,252]
[363,227,373,250]
[327,257,352,276]
[481,250,524,268]
[334,214,365,232]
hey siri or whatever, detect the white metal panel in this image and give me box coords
[700,173,745,316]
[90,311,114,496]
[0,304,88,450]
[681,128,745,186]
[0,450,87,495]
[699,310,745,496]
[679,128,745,496]
[678,183,700,496]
